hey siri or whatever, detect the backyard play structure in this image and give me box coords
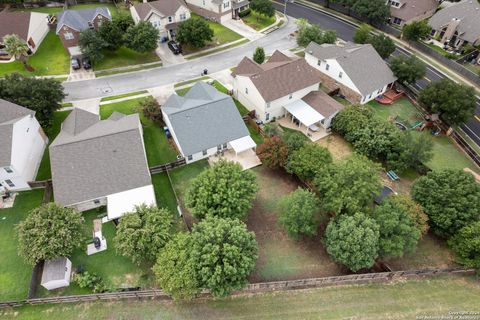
[393,113,442,136]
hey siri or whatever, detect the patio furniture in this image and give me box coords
[387,170,400,181]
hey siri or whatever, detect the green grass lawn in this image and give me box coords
[94,46,160,71]
[100,90,148,102]
[18,3,125,17]
[0,189,44,301]
[182,14,243,55]
[368,98,478,172]
[9,276,480,319]
[169,160,209,201]
[0,31,69,77]
[36,110,72,181]
[242,10,276,31]
[99,98,178,165]
[151,172,178,215]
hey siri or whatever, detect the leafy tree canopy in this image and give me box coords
[402,20,432,42]
[16,203,84,265]
[79,29,105,62]
[140,97,162,122]
[190,217,258,297]
[0,73,65,128]
[314,154,381,215]
[125,21,159,53]
[391,195,429,236]
[3,34,30,69]
[390,55,427,84]
[253,47,265,64]
[256,136,289,169]
[412,169,480,237]
[325,212,379,272]
[279,188,321,238]
[250,0,275,17]
[448,221,480,269]
[351,0,390,25]
[115,204,173,264]
[286,143,332,182]
[368,33,395,59]
[353,24,373,44]
[296,19,337,47]
[176,18,214,48]
[281,130,308,153]
[185,160,258,220]
[114,11,135,32]
[98,20,124,51]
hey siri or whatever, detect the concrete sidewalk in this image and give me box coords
[222,19,264,41]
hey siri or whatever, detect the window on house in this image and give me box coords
[168,16,173,23]
[266,102,271,108]
[224,1,230,8]
[152,21,160,28]
[265,113,270,121]
[64,32,74,40]
[217,145,222,151]
[245,87,248,94]
[93,199,100,204]
[4,179,15,188]
[339,71,343,78]
[180,13,186,20]
[317,59,321,66]
[4,167,13,174]
[325,64,330,71]
[223,143,227,149]
[203,0,205,5]
[188,155,193,161]
[289,94,293,99]
[88,21,94,29]
[393,17,402,25]
[202,150,207,156]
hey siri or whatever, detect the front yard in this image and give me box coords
[0,190,44,301]
[94,47,160,71]
[18,3,125,17]
[242,10,276,31]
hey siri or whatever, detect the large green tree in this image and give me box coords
[185,160,258,220]
[296,19,337,47]
[286,143,332,182]
[3,34,31,70]
[256,136,289,169]
[404,132,433,170]
[418,79,477,125]
[279,188,320,239]
[412,169,480,237]
[281,130,308,153]
[402,20,432,42]
[351,0,390,25]
[253,47,265,64]
[325,212,380,272]
[448,221,480,268]
[153,233,200,300]
[374,197,422,258]
[16,203,84,265]
[98,20,124,51]
[0,73,65,128]
[79,29,105,62]
[353,24,373,44]
[176,18,214,48]
[191,217,258,297]
[125,21,159,53]
[315,154,381,215]
[392,195,429,236]
[368,34,395,59]
[249,0,275,18]
[114,11,135,32]
[390,55,427,84]
[115,205,173,264]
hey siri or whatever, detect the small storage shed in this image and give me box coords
[41,257,72,290]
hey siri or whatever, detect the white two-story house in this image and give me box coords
[185,0,249,22]
[130,0,191,40]
[305,42,397,104]
[0,99,47,191]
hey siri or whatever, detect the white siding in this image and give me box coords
[267,83,320,121]
[107,184,157,220]
[360,85,389,104]
[130,6,141,24]
[186,0,221,13]
[185,146,219,163]
[27,12,49,53]
[0,115,46,191]
[132,6,191,39]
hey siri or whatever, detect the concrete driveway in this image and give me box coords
[222,19,263,41]
[67,66,95,82]
[156,42,186,66]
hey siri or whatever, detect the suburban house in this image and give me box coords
[56,7,112,55]
[387,0,440,27]
[130,0,191,40]
[305,42,397,104]
[49,108,156,221]
[185,0,249,22]
[233,51,345,141]
[0,99,47,191]
[0,11,49,56]
[162,81,259,168]
[41,257,72,291]
[428,0,480,49]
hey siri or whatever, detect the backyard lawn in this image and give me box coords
[0,189,44,301]
[182,14,243,55]
[17,3,125,17]
[99,98,178,166]
[36,110,72,181]
[0,31,69,77]
[10,274,480,319]
[242,10,276,31]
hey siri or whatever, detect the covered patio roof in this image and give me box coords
[230,135,256,154]
[284,100,324,127]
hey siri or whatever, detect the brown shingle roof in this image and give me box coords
[302,90,344,118]
[0,12,31,41]
[234,51,322,102]
[133,0,187,20]
[390,0,439,22]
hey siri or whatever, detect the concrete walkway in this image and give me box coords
[222,18,264,41]
[210,69,235,90]
[70,98,101,114]
[156,43,186,66]
[148,84,176,105]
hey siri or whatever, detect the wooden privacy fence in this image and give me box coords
[0,267,474,309]
[149,158,186,174]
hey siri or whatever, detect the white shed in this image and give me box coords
[41,257,72,290]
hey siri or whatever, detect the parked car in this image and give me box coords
[168,40,182,55]
[82,57,91,70]
[71,58,81,70]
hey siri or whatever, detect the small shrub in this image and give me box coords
[239,8,251,18]
[74,271,106,293]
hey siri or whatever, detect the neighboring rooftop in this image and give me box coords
[0,99,35,167]
[428,0,480,43]
[50,108,151,206]
[390,0,439,22]
[234,50,322,102]
[133,0,187,20]
[0,11,44,42]
[56,7,111,33]
[162,82,250,156]
[301,90,345,118]
[305,42,397,96]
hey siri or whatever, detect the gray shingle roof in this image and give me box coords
[50,109,152,207]
[0,99,35,167]
[163,82,249,156]
[428,0,480,43]
[56,8,111,33]
[41,257,69,284]
[305,42,397,96]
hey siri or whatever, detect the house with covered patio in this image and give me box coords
[162,81,260,170]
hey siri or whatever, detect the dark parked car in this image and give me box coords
[71,57,81,70]
[167,40,182,55]
[82,57,91,70]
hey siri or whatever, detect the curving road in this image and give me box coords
[276,1,480,146]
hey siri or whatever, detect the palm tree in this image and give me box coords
[3,34,32,71]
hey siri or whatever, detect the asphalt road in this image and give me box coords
[277,1,480,146]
